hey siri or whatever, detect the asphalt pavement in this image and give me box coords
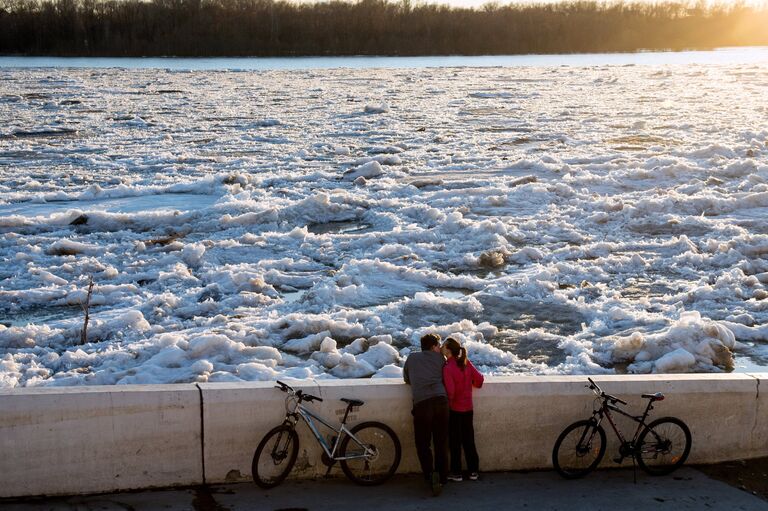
[2,465,767,511]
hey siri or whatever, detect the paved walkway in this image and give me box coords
[3,467,767,511]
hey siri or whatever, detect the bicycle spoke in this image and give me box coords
[341,423,401,485]
[553,420,605,478]
[636,417,691,475]
[345,436,388,479]
[641,424,683,462]
[252,425,298,487]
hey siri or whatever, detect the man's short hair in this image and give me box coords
[420,333,441,351]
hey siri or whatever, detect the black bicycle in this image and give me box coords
[252,380,401,488]
[552,377,692,479]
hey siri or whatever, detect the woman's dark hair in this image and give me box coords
[420,333,441,351]
[444,337,467,369]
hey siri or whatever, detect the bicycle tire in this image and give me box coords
[636,416,691,476]
[340,421,401,485]
[552,419,606,479]
[252,424,299,488]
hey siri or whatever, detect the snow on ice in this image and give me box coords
[1,60,768,387]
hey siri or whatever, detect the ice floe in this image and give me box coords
[1,60,768,387]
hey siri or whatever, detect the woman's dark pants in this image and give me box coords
[449,409,479,473]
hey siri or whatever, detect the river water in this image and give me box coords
[2,46,768,70]
[1,46,767,387]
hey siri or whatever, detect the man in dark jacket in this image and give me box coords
[403,333,448,495]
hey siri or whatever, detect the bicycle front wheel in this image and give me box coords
[636,417,691,476]
[340,421,401,485]
[252,424,299,488]
[552,419,606,479]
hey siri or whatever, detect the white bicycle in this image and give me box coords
[252,380,401,488]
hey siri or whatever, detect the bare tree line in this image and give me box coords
[1,0,767,56]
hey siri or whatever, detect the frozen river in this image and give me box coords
[1,48,768,387]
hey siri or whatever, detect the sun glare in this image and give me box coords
[429,0,767,8]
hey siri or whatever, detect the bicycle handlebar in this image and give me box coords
[275,380,292,392]
[586,377,602,396]
[300,391,323,402]
[586,377,627,405]
[275,380,323,402]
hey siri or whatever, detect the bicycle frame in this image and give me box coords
[593,398,656,446]
[284,399,372,462]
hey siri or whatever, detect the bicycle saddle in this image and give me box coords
[641,392,665,401]
[341,398,364,407]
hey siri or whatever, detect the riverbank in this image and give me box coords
[2,0,767,58]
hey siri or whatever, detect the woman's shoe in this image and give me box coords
[447,473,463,482]
[469,472,479,481]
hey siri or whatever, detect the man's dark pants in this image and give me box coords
[412,395,449,483]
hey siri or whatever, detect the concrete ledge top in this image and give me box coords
[1,373,766,395]
[0,383,201,396]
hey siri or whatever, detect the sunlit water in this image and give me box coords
[2,46,768,70]
[1,47,767,387]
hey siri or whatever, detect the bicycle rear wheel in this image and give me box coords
[252,424,299,488]
[340,421,401,485]
[636,417,691,476]
[552,419,606,479]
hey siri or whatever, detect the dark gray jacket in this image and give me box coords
[403,350,447,404]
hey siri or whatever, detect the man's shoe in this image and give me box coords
[431,471,443,496]
[469,472,479,481]
[447,473,463,482]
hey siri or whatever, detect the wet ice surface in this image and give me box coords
[1,60,768,387]
[0,193,218,217]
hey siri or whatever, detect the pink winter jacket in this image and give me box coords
[443,357,484,412]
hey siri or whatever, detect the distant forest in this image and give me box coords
[1,0,767,56]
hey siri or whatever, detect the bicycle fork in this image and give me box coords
[576,418,602,456]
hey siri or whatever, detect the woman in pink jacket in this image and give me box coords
[442,337,484,481]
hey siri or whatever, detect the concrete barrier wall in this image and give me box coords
[0,385,203,498]
[1,374,766,498]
